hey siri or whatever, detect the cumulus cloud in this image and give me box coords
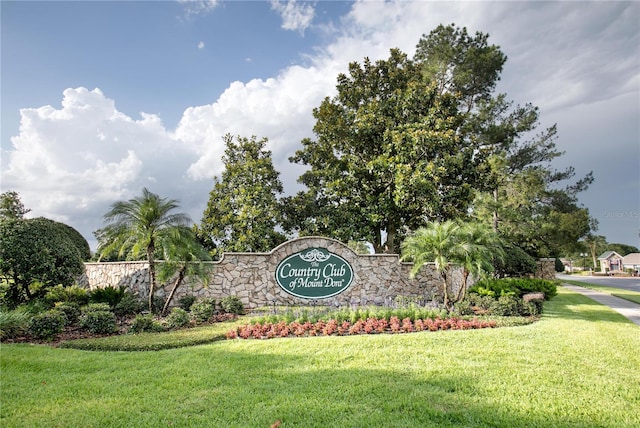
[198,41,205,49]
[2,1,638,247]
[270,0,315,33]
[2,87,202,246]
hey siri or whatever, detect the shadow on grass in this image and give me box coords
[2,340,627,428]
[544,288,634,325]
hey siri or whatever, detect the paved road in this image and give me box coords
[560,283,640,326]
[556,273,640,292]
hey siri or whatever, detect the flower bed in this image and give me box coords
[226,316,497,340]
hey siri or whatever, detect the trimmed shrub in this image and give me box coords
[220,296,244,315]
[178,295,197,311]
[128,314,163,334]
[0,308,31,340]
[493,295,522,316]
[469,278,557,300]
[82,302,111,313]
[164,308,190,329]
[191,298,216,323]
[28,310,66,340]
[79,310,117,334]
[44,284,90,306]
[54,302,81,326]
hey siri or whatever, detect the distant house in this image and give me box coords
[597,251,623,273]
[622,253,640,275]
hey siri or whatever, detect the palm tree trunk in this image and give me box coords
[454,270,470,304]
[162,266,186,316]
[147,243,156,313]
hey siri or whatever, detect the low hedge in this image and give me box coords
[469,278,557,300]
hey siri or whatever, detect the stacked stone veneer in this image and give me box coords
[79,237,456,309]
[535,258,557,281]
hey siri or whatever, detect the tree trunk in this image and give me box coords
[454,270,470,304]
[492,188,499,232]
[162,266,186,316]
[147,242,156,313]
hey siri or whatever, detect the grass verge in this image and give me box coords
[2,288,639,428]
[561,279,640,304]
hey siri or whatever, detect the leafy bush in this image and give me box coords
[28,310,66,340]
[54,302,81,326]
[493,246,537,278]
[79,310,117,334]
[151,295,166,315]
[190,298,217,322]
[178,295,197,311]
[164,308,190,329]
[220,296,244,315]
[89,286,126,308]
[113,292,145,317]
[0,307,31,340]
[493,295,522,316]
[469,278,557,300]
[128,314,164,334]
[44,284,90,306]
[82,302,111,313]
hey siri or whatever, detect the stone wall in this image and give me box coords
[79,237,456,309]
[535,258,557,281]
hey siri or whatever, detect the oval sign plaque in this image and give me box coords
[275,247,354,299]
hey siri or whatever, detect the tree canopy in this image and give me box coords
[286,48,481,253]
[197,134,286,256]
[284,23,594,257]
[0,217,86,307]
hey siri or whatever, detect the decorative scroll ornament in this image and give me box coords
[298,248,331,263]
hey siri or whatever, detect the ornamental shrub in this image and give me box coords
[0,307,31,340]
[220,296,244,315]
[113,292,145,317]
[164,307,190,329]
[44,284,90,306]
[28,310,66,340]
[79,310,117,334]
[54,302,81,325]
[128,314,163,333]
[82,302,111,313]
[178,295,196,311]
[493,295,522,316]
[190,298,216,322]
[89,285,126,308]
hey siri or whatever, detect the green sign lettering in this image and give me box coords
[275,248,354,299]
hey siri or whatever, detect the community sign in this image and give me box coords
[275,247,354,299]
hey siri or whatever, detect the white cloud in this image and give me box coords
[270,0,315,33]
[2,87,203,247]
[198,41,205,49]
[2,1,638,248]
[178,0,218,19]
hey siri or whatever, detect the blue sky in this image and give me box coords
[1,0,639,251]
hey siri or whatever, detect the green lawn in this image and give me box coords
[2,287,639,428]
[561,279,640,304]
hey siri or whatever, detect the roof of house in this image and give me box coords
[597,251,623,260]
[622,253,640,265]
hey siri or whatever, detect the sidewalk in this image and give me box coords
[561,284,640,326]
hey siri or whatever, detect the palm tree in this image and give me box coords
[97,188,192,312]
[454,222,504,303]
[401,220,503,310]
[401,220,467,310]
[158,228,211,316]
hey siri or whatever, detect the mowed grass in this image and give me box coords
[561,278,640,304]
[2,287,639,428]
